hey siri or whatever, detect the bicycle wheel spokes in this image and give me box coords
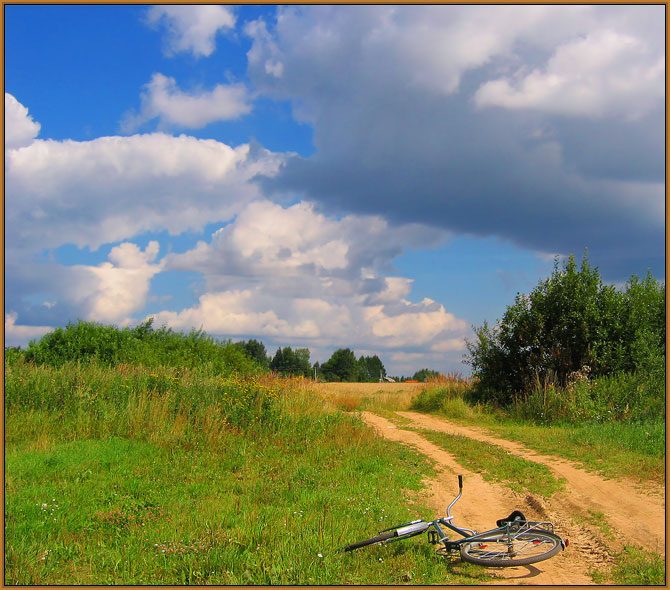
[460,531,562,567]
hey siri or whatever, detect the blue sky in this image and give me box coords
[5,5,665,376]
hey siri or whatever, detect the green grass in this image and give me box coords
[5,361,494,585]
[5,415,490,585]
[475,420,665,484]
[608,546,666,586]
[589,544,666,585]
[410,386,664,484]
[415,429,564,498]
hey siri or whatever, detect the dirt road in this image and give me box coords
[361,411,666,585]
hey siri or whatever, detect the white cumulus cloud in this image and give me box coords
[68,241,163,324]
[153,200,467,357]
[5,93,41,150]
[474,30,665,119]
[122,73,252,131]
[6,130,284,252]
[146,5,235,57]
[5,312,53,347]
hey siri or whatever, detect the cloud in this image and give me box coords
[245,5,665,280]
[5,312,53,348]
[122,73,252,131]
[67,241,164,324]
[4,95,465,370]
[154,200,467,358]
[166,200,444,292]
[5,242,163,341]
[5,93,41,150]
[6,123,285,252]
[474,30,665,119]
[145,5,235,58]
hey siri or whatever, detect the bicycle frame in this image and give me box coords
[380,474,561,554]
[382,515,560,554]
[344,474,567,566]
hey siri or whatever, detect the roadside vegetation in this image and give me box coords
[409,253,664,484]
[5,325,489,585]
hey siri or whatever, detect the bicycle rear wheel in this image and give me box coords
[460,530,562,567]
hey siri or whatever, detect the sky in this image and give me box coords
[4,4,666,376]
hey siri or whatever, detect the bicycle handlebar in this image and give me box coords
[458,475,463,489]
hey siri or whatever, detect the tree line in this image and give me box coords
[10,318,440,383]
[232,341,433,382]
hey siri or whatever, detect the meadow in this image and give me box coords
[5,357,490,585]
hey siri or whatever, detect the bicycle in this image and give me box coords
[343,475,568,567]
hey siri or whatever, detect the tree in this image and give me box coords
[357,355,386,382]
[270,346,312,377]
[465,251,665,404]
[251,339,269,367]
[236,339,270,368]
[321,348,358,382]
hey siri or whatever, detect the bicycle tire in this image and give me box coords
[343,521,430,552]
[343,530,398,552]
[459,530,562,567]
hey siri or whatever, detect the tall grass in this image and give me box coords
[510,371,665,424]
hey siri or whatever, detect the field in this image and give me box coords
[5,359,665,585]
[318,382,425,395]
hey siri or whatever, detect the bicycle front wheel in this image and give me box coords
[460,530,562,567]
[343,530,398,552]
[343,520,430,552]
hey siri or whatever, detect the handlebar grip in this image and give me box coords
[458,475,463,489]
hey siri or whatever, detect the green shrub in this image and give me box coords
[465,251,665,406]
[22,319,259,376]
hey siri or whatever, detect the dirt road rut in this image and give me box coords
[361,411,665,585]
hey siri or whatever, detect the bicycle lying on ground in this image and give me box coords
[343,475,568,567]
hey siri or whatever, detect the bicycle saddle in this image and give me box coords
[496,510,526,527]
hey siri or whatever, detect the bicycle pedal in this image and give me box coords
[427,531,441,545]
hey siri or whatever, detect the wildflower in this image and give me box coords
[318,553,323,558]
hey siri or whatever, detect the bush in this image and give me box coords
[465,251,665,405]
[23,320,259,376]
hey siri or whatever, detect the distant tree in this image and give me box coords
[357,355,387,382]
[235,339,269,368]
[270,346,312,377]
[412,368,440,382]
[321,348,358,382]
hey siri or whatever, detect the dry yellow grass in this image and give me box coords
[316,382,426,395]
[315,381,427,412]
